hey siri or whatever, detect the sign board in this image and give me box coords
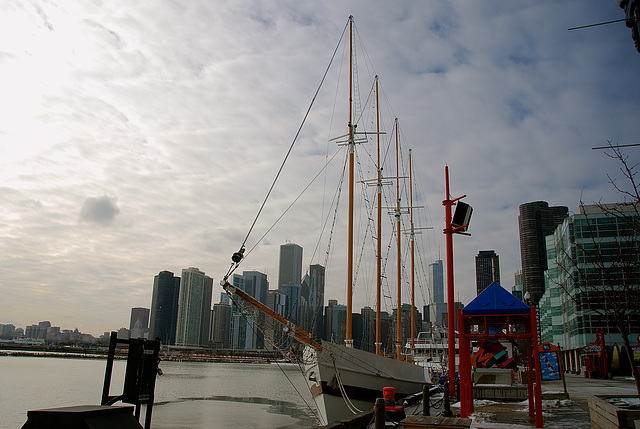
[539,343,561,381]
[584,345,602,353]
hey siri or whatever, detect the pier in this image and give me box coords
[330,373,638,428]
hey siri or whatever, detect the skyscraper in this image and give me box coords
[175,267,213,347]
[230,270,269,349]
[129,307,150,339]
[281,283,301,324]
[265,289,287,350]
[149,270,180,345]
[518,201,568,305]
[428,260,446,327]
[512,270,523,300]
[475,250,500,295]
[428,260,444,303]
[309,264,325,338]
[540,203,640,357]
[278,242,303,289]
[210,302,231,349]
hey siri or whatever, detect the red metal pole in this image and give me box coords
[444,166,456,397]
[458,308,473,418]
[531,306,544,428]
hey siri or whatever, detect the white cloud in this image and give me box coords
[0,0,638,335]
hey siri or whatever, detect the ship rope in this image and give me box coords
[302,151,348,341]
[223,19,350,282]
[332,358,364,414]
[226,291,323,423]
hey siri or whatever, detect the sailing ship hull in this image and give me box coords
[303,342,428,425]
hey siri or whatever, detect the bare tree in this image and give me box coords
[550,142,640,397]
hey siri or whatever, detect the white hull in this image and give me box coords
[303,342,428,426]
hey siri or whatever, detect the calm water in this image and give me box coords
[0,355,319,429]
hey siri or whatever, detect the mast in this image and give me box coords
[444,166,455,395]
[345,15,354,348]
[394,118,402,360]
[375,76,383,356]
[409,149,415,356]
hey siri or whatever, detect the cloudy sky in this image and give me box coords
[1,1,639,336]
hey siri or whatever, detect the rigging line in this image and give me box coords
[309,155,348,335]
[332,359,363,414]
[237,19,350,255]
[353,150,379,302]
[353,24,379,98]
[226,293,322,423]
[322,152,349,271]
[309,147,347,266]
[244,147,344,259]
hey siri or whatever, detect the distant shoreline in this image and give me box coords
[0,346,289,364]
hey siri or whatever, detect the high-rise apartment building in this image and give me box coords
[512,270,523,301]
[278,242,303,289]
[230,271,268,349]
[360,306,376,352]
[428,260,444,304]
[175,267,213,347]
[210,302,231,349]
[475,250,500,295]
[149,270,180,345]
[427,260,447,327]
[325,299,346,344]
[309,264,325,339]
[129,307,150,339]
[518,201,568,305]
[539,203,640,372]
[265,289,287,350]
[281,284,301,324]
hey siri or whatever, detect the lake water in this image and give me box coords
[0,355,319,429]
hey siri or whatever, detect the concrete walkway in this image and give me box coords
[455,373,638,428]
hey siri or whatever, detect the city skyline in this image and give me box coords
[2,2,639,336]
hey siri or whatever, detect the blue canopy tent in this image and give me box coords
[458,282,544,427]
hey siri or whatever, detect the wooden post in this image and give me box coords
[442,381,453,417]
[375,397,385,429]
[422,384,430,416]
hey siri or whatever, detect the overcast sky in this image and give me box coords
[1,1,639,336]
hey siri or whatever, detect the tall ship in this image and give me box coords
[221,16,429,425]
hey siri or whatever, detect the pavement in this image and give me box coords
[457,373,639,428]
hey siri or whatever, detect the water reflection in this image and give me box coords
[152,395,317,429]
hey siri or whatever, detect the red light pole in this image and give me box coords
[442,165,471,397]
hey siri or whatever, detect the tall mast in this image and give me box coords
[394,118,402,360]
[345,15,354,348]
[375,76,383,356]
[409,149,416,356]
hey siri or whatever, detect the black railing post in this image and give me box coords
[422,384,431,416]
[375,397,385,429]
[101,332,118,405]
[442,380,453,417]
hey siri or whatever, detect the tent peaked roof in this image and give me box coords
[463,282,530,315]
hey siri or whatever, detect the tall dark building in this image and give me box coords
[308,264,325,339]
[518,201,568,305]
[475,250,500,295]
[210,302,231,349]
[149,271,180,345]
[278,242,303,289]
[130,307,150,339]
[230,271,268,349]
